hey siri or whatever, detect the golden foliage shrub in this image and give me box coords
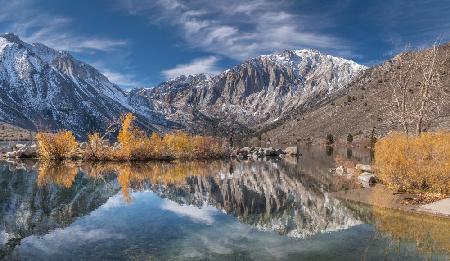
[85,133,115,161]
[36,131,78,160]
[114,114,226,160]
[163,131,192,158]
[374,132,450,195]
[36,113,228,161]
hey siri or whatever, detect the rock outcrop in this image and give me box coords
[132,50,366,136]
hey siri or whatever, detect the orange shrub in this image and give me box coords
[36,113,228,161]
[36,130,78,160]
[374,132,450,195]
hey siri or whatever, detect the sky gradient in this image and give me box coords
[1,0,449,88]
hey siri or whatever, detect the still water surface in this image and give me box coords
[0,147,448,260]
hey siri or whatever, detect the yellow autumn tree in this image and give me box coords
[36,130,78,160]
[86,132,114,161]
[117,113,136,159]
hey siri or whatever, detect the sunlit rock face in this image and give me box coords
[149,160,362,238]
[132,50,366,135]
[0,164,119,257]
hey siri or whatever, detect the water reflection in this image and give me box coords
[0,154,448,260]
[33,159,363,238]
[345,201,450,257]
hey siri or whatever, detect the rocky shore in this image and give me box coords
[331,163,377,188]
[232,146,299,159]
[0,143,37,159]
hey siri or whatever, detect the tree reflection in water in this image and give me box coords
[29,158,450,257]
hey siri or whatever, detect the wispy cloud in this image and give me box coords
[91,61,144,88]
[161,199,218,225]
[116,0,355,60]
[0,0,137,87]
[0,0,127,53]
[161,56,221,79]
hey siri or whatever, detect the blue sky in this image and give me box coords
[1,0,449,89]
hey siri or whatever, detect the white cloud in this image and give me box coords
[116,0,355,60]
[19,225,124,256]
[162,56,221,79]
[92,61,144,88]
[0,0,127,53]
[161,199,218,225]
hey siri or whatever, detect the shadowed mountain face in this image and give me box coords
[0,33,174,137]
[132,50,365,136]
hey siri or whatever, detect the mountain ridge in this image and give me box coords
[132,48,366,136]
[0,33,371,140]
[0,33,175,137]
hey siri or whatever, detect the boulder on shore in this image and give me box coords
[18,145,37,158]
[358,172,376,188]
[15,144,26,150]
[235,146,286,159]
[5,151,18,158]
[335,166,346,176]
[263,147,276,156]
[284,146,298,155]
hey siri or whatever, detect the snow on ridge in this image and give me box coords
[0,33,171,134]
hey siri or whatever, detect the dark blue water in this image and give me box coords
[0,149,448,260]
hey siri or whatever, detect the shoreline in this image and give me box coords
[331,184,450,219]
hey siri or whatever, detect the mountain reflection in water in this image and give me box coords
[0,148,449,260]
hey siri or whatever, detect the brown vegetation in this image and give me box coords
[374,132,450,195]
[37,113,228,161]
[36,131,79,160]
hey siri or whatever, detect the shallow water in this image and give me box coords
[0,147,448,260]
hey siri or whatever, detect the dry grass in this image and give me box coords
[374,132,450,195]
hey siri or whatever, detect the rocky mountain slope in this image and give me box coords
[0,33,174,137]
[256,43,450,146]
[0,122,34,140]
[132,50,366,136]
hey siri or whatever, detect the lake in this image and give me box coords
[0,146,449,260]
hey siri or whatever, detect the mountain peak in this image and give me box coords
[0,33,23,44]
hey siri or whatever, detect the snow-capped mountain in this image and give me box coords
[133,49,366,135]
[0,33,172,137]
[0,33,366,137]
